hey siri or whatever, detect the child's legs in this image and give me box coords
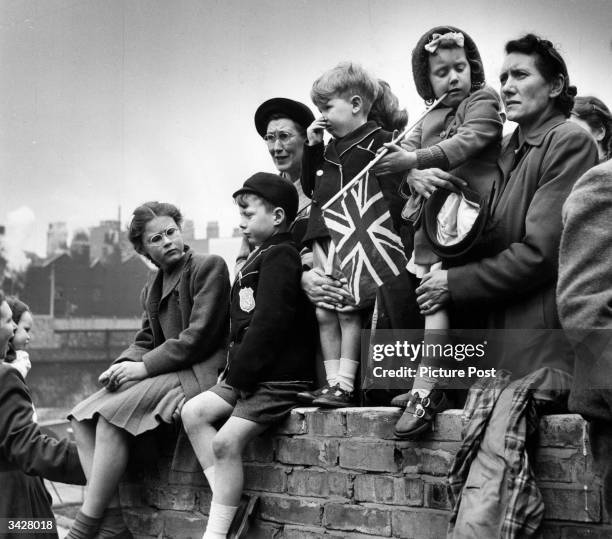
[211,417,268,506]
[181,391,235,472]
[71,419,96,480]
[316,306,341,361]
[81,417,130,517]
[337,310,362,361]
[415,262,449,395]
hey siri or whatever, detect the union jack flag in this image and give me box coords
[322,173,407,307]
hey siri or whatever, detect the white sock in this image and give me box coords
[204,466,215,493]
[323,359,340,386]
[336,358,359,392]
[203,502,238,539]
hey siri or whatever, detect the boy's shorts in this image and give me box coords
[209,380,312,425]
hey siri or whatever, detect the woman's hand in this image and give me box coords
[372,143,416,175]
[301,267,356,310]
[306,117,327,146]
[416,268,451,315]
[406,168,467,198]
[99,361,148,392]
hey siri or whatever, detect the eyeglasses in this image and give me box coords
[263,131,296,146]
[146,226,181,245]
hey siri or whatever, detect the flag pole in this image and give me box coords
[321,92,448,211]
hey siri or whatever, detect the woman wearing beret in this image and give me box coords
[252,98,356,311]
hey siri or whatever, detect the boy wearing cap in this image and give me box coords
[181,172,316,539]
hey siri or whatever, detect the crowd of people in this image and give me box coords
[1,24,611,539]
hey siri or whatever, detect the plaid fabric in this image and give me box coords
[447,367,571,538]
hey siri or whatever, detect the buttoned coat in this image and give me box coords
[0,364,85,536]
[118,248,230,398]
[403,85,504,196]
[447,112,598,376]
[225,232,316,392]
[301,121,408,252]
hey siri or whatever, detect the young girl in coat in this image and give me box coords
[67,202,230,539]
[373,25,505,438]
[0,292,86,539]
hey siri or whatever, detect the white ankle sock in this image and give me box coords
[411,388,431,399]
[336,358,359,392]
[323,359,340,386]
[203,501,238,539]
[204,466,215,493]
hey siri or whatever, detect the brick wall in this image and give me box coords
[120,409,611,538]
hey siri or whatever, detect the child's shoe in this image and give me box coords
[312,385,355,408]
[390,392,413,408]
[296,384,333,404]
[227,494,259,539]
[393,389,450,440]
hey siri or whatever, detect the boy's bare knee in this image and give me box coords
[212,433,240,460]
[181,398,208,431]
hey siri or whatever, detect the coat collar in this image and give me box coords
[238,232,294,276]
[324,121,381,164]
[149,247,192,308]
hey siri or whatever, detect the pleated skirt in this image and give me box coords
[69,372,184,436]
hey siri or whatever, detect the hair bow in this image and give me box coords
[424,32,465,54]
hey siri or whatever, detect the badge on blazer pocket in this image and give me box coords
[239,287,256,312]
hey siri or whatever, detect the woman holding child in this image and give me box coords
[410,34,598,536]
[66,202,230,539]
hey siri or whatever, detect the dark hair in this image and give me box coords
[7,297,30,325]
[128,201,183,257]
[368,80,408,132]
[505,34,576,117]
[266,113,307,138]
[572,96,612,160]
[5,297,30,362]
[412,25,485,104]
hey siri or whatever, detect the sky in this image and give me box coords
[1,0,611,267]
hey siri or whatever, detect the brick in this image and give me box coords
[540,414,587,448]
[275,409,309,435]
[287,468,352,498]
[259,495,323,526]
[534,448,583,483]
[162,509,207,539]
[392,508,450,539]
[323,503,392,536]
[428,409,463,441]
[345,407,401,439]
[277,437,338,467]
[248,519,283,538]
[354,475,423,506]
[339,441,399,472]
[119,482,144,506]
[541,485,601,522]
[244,463,288,493]
[283,525,327,539]
[123,507,163,537]
[197,488,213,514]
[145,485,197,511]
[307,409,346,436]
[424,481,451,510]
[244,434,276,463]
[416,448,455,476]
[167,469,208,487]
